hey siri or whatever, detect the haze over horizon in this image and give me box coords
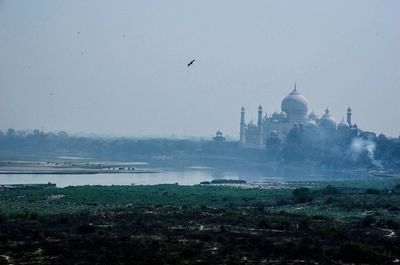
[0,0,399,137]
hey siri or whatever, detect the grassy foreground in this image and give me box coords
[1,181,400,264]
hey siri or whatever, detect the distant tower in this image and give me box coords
[257,105,264,149]
[240,107,246,146]
[347,106,352,126]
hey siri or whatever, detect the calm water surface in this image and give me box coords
[0,168,379,187]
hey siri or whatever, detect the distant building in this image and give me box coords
[213,131,226,142]
[240,84,359,149]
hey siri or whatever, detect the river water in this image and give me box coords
[0,168,380,187]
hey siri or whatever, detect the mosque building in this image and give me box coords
[239,84,358,149]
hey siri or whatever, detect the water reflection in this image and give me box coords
[0,167,377,187]
[0,171,211,187]
[230,168,377,183]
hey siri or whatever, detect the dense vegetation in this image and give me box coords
[1,128,400,170]
[0,182,399,264]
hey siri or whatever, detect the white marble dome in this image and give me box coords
[320,108,336,129]
[308,111,318,120]
[281,88,308,113]
[304,119,318,129]
[281,86,308,121]
[247,120,257,127]
[337,118,350,129]
[278,111,287,119]
[272,111,280,120]
[270,130,278,137]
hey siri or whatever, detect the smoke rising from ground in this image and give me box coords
[350,138,382,168]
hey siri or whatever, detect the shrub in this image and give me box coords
[293,187,314,203]
[275,216,292,230]
[366,188,381,195]
[29,212,39,221]
[56,216,70,224]
[380,217,400,229]
[321,185,340,195]
[298,217,310,231]
[0,211,6,223]
[336,241,384,264]
[325,196,335,204]
[77,223,95,234]
[258,219,271,229]
[361,215,375,227]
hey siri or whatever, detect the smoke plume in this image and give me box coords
[350,138,382,168]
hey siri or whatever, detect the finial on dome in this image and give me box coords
[294,82,297,91]
[325,108,330,115]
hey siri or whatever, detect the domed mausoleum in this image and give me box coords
[281,85,308,122]
[239,84,358,149]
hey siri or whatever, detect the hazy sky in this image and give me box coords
[0,0,399,137]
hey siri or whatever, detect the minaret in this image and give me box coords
[257,105,264,149]
[240,107,246,146]
[347,106,352,126]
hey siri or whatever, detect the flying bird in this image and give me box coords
[187,59,195,67]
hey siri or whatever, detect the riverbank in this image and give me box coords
[0,159,158,174]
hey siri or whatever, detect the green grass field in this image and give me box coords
[1,180,400,264]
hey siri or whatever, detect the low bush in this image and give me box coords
[336,241,385,264]
[366,188,381,195]
[293,187,314,203]
[320,185,340,195]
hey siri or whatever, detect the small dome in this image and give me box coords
[378,133,387,140]
[247,120,256,127]
[347,106,352,112]
[309,111,318,120]
[272,111,279,119]
[241,106,245,112]
[281,85,309,115]
[337,118,349,129]
[320,108,336,129]
[304,119,318,129]
[278,111,287,119]
[270,130,278,137]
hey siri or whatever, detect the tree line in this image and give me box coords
[1,128,400,169]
